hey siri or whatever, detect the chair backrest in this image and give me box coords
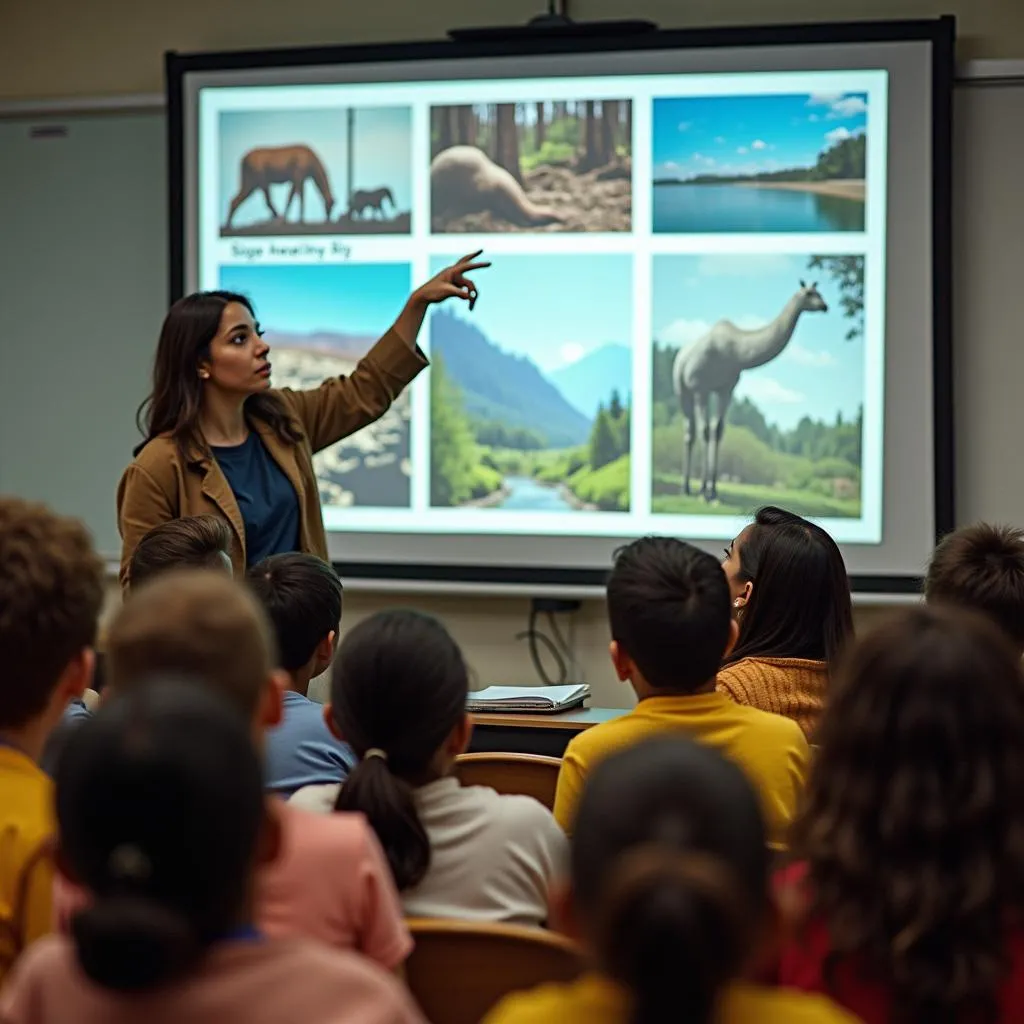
[453,752,562,810]
[405,917,584,1024]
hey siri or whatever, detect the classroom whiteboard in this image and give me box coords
[0,66,1021,565]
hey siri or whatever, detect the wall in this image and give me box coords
[2,0,1023,101]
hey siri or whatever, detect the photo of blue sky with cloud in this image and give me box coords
[652,92,867,181]
[219,107,412,227]
[429,253,632,374]
[653,254,865,430]
[219,263,411,335]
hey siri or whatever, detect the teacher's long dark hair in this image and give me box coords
[135,291,301,459]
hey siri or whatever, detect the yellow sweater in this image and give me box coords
[717,657,829,740]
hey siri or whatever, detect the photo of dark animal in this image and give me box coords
[348,187,395,220]
[224,144,335,228]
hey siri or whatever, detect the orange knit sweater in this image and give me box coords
[716,657,829,740]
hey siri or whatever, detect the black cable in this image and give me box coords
[546,610,574,665]
[516,606,567,685]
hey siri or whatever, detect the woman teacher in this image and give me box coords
[116,252,488,586]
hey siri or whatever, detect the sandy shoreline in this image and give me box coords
[733,179,866,201]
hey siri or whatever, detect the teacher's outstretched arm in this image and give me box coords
[288,251,490,453]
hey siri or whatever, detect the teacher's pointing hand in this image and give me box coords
[413,250,491,311]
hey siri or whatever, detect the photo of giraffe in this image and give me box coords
[219,107,412,236]
[651,253,866,519]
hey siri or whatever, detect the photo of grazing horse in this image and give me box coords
[224,144,335,228]
[349,187,395,220]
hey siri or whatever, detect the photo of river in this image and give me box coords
[653,182,865,233]
[494,476,578,511]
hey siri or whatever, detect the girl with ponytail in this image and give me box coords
[290,609,567,927]
[0,679,424,1024]
[484,736,857,1024]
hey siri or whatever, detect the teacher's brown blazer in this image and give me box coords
[116,329,427,587]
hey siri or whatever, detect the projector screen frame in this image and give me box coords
[166,16,955,596]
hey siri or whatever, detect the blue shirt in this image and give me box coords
[212,432,300,567]
[264,690,355,798]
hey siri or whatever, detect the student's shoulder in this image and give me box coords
[481,788,565,840]
[1,934,75,995]
[562,712,637,761]
[277,799,375,860]
[728,983,861,1023]
[231,938,421,1016]
[732,700,808,746]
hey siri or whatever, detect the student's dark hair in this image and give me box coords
[128,515,233,590]
[57,677,265,993]
[330,610,468,891]
[247,553,343,671]
[135,291,302,460]
[607,537,732,692]
[926,522,1024,650]
[793,605,1024,1024]
[726,506,853,672]
[0,498,104,729]
[574,737,769,1024]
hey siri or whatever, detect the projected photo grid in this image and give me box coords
[198,71,884,539]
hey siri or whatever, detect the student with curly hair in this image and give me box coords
[777,604,1024,1023]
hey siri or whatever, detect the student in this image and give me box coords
[41,515,233,777]
[127,514,233,589]
[778,605,1024,1022]
[0,497,104,976]
[291,610,568,927]
[925,522,1024,652]
[718,506,853,739]
[553,537,809,849]
[247,553,355,797]
[1,680,424,1024]
[485,737,858,1024]
[57,570,412,971]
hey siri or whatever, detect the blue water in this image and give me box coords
[653,183,865,234]
[497,475,574,511]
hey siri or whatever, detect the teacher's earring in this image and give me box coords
[198,369,210,379]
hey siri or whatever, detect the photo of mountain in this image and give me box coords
[219,262,414,509]
[548,344,632,420]
[428,254,633,512]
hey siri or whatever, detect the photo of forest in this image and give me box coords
[428,255,633,511]
[429,100,632,233]
[651,253,866,519]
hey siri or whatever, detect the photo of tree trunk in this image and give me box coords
[429,100,632,233]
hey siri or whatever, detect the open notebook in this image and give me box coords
[466,684,591,714]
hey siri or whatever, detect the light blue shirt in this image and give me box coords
[265,690,355,798]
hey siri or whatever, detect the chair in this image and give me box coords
[405,918,584,1024]
[453,752,562,810]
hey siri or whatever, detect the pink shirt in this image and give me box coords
[53,801,410,970]
[0,934,425,1024]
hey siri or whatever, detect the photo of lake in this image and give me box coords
[652,92,868,234]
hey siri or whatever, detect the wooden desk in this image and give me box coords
[468,707,627,757]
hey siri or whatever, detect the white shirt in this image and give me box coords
[291,776,568,928]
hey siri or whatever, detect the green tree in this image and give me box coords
[430,353,479,506]
[609,388,624,420]
[807,254,864,342]
[589,404,618,470]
